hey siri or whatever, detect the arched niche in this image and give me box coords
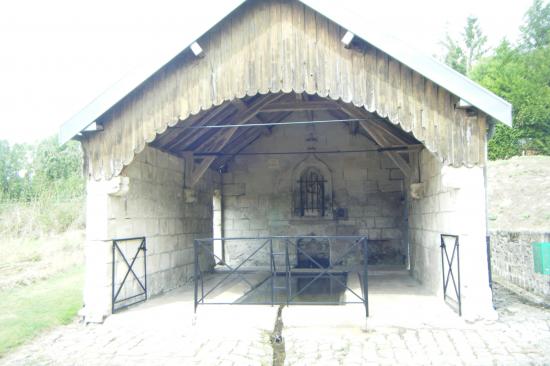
[290,154,333,219]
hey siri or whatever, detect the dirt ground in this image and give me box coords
[487,155,550,232]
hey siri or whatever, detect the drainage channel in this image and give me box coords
[271,305,286,366]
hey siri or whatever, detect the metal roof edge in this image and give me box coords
[299,0,513,127]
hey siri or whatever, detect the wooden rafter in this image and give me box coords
[163,103,238,151]
[360,121,412,178]
[150,113,202,148]
[408,149,420,183]
[367,116,416,145]
[186,93,284,186]
[301,93,314,122]
[338,103,412,178]
[189,101,270,152]
[209,111,293,170]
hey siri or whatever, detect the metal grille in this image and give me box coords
[440,234,461,316]
[193,236,369,320]
[112,237,147,313]
[297,169,326,217]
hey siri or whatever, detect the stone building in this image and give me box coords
[60,0,512,323]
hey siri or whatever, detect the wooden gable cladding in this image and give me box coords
[82,0,487,180]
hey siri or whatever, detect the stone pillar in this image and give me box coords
[409,150,496,321]
[81,177,129,323]
[441,166,496,320]
[80,146,216,322]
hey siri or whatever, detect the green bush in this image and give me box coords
[488,124,522,160]
[0,135,85,238]
[0,198,84,239]
[0,136,84,203]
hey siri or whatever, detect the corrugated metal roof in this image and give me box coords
[59,0,512,144]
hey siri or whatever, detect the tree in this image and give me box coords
[32,137,81,182]
[443,0,550,159]
[443,35,466,75]
[472,40,550,157]
[0,136,84,202]
[463,16,488,74]
[470,41,522,159]
[31,137,84,199]
[0,140,32,200]
[520,0,550,50]
[442,16,487,75]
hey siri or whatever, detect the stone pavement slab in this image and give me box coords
[0,281,548,366]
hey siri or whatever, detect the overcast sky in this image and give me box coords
[0,0,534,144]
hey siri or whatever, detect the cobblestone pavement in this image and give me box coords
[282,284,550,366]
[1,284,549,366]
[0,287,276,366]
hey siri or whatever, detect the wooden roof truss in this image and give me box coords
[149,93,421,187]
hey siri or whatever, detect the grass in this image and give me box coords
[0,266,84,357]
[0,198,86,357]
[0,230,85,291]
[0,197,84,239]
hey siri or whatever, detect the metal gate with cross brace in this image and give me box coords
[112,237,147,313]
[440,234,461,316]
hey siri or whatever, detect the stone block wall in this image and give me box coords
[83,146,216,321]
[221,117,406,267]
[408,149,495,320]
[490,230,550,302]
[409,150,458,292]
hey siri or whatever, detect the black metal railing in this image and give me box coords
[193,236,369,319]
[112,237,147,313]
[440,234,461,316]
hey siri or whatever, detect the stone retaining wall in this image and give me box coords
[490,230,550,302]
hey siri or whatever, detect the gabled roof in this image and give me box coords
[59,0,512,144]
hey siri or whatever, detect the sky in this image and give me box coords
[0,0,534,145]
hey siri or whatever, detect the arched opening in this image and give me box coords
[144,91,418,268]
[84,87,493,322]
